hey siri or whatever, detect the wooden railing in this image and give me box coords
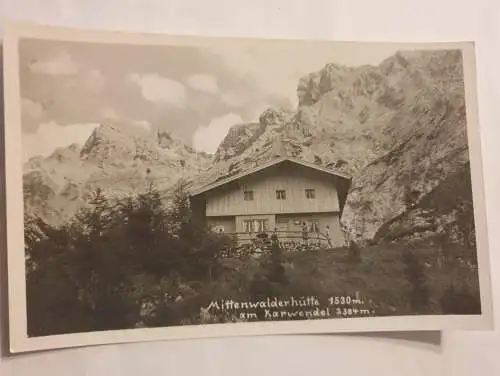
[218,230,332,254]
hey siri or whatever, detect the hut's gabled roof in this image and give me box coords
[189,156,352,215]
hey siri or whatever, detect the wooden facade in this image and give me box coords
[189,157,352,248]
[205,165,340,216]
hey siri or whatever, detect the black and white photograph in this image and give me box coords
[3,23,493,352]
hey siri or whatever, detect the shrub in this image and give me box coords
[347,240,362,264]
[439,284,481,314]
[402,250,430,313]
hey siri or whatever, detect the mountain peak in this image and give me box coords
[79,121,172,165]
[156,130,190,151]
[259,107,292,128]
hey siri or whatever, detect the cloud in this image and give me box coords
[22,97,44,119]
[21,98,46,132]
[128,73,186,106]
[206,44,307,109]
[59,68,106,95]
[23,121,99,162]
[132,120,152,131]
[186,74,218,94]
[84,69,106,93]
[100,107,120,120]
[193,113,243,154]
[98,108,150,132]
[29,52,79,75]
[221,92,248,108]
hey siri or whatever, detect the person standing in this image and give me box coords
[271,227,279,248]
[270,227,281,262]
[325,225,333,248]
[302,222,309,248]
[343,226,353,247]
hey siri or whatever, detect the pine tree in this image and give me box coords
[74,187,116,238]
[68,187,141,330]
[137,182,167,233]
[25,214,89,336]
[170,180,191,230]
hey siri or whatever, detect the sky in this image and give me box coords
[19,36,402,162]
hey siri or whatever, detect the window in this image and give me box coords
[243,219,268,233]
[244,190,254,201]
[276,216,289,225]
[305,189,316,199]
[255,219,268,233]
[309,219,320,233]
[244,220,254,233]
[276,190,286,200]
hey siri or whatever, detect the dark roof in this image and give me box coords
[189,157,352,215]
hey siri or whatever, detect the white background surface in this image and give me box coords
[0,0,499,375]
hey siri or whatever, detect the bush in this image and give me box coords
[347,240,362,263]
[402,250,430,313]
[439,284,481,314]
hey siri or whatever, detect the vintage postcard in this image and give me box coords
[2,22,494,353]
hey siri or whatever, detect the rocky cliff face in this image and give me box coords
[24,48,473,244]
[196,48,471,243]
[23,121,212,225]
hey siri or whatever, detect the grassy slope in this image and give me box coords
[155,238,481,327]
[277,239,479,317]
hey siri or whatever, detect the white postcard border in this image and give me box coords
[2,22,494,353]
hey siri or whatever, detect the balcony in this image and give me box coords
[218,230,333,255]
